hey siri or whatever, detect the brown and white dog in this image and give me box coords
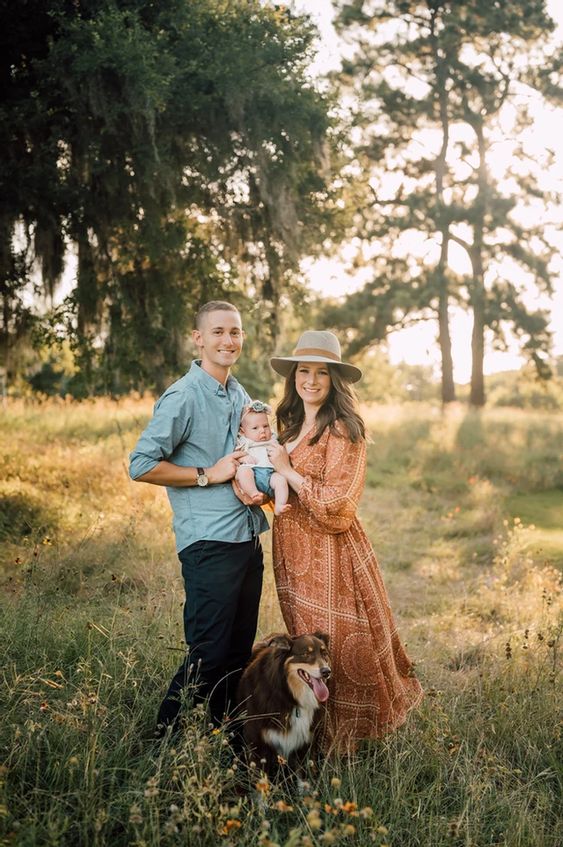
[237,632,331,775]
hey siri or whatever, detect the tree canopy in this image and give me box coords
[1,0,337,395]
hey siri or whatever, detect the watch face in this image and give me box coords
[197,473,208,487]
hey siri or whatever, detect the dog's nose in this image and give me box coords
[320,666,331,679]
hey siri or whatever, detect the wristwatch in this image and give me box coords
[196,467,209,487]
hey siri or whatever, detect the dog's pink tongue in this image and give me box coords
[312,676,330,703]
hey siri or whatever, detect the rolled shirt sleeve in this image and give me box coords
[129,390,193,480]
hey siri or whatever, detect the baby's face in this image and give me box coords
[240,411,272,442]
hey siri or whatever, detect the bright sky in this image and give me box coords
[295,0,563,383]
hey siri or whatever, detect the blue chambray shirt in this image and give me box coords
[129,360,268,552]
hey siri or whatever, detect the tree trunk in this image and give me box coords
[438,282,456,403]
[469,268,486,407]
[432,11,456,404]
[469,122,488,407]
[469,230,486,406]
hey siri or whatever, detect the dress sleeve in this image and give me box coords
[297,429,366,534]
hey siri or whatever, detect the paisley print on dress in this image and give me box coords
[273,423,423,753]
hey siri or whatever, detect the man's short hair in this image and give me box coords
[195,300,240,329]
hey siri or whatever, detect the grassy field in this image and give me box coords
[0,397,561,847]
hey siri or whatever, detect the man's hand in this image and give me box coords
[232,477,269,507]
[207,450,247,484]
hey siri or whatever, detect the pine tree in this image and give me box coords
[332,0,560,404]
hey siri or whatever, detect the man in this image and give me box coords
[129,300,268,734]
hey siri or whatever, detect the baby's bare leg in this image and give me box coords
[270,472,291,515]
[236,465,263,504]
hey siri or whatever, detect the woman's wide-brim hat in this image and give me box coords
[270,330,362,383]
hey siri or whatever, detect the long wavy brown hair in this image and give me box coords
[276,363,366,445]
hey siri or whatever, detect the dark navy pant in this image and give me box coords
[157,537,263,729]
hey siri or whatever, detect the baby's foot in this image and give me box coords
[274,503,292,516]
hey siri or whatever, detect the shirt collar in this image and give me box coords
[189,360,239,395]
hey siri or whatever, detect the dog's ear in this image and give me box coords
[266,633,293,651]
[250,639,270,656]
[313,631,330,649]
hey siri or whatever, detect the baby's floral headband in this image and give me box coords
[242,399,272,418]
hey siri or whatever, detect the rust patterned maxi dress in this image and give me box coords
[272,423,423,753]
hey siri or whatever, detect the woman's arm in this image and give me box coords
[267,442,304,493]
[298,435,366,533]
[268,427,367,533]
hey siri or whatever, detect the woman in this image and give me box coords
[267,330,423,753]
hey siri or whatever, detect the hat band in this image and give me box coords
[293,347,341,362]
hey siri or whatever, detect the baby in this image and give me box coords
[236,400,291,516]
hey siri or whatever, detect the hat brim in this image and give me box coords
[270,355,362,384]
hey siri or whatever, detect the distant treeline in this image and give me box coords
[18,347,563,412]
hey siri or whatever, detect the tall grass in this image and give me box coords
[1,397,561,846]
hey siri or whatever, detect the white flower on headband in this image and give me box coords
[243,400,272,416]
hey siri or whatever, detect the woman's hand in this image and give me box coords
[267,442,292,475]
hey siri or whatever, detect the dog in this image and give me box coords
[236,631,331,776]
